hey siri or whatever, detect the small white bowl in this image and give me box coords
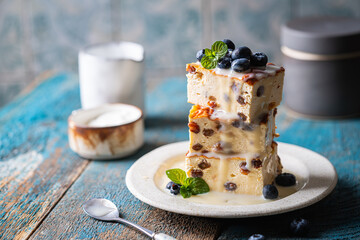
[68,103,144,159]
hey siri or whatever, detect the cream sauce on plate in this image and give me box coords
[154,154,303,205]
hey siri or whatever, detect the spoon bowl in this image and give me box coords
[83,198,119,221]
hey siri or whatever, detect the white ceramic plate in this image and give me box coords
[125,141,337,218]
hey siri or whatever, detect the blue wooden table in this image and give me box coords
[0,73,359,239]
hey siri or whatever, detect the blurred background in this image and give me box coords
[0,0,359,107]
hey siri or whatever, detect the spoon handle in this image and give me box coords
[113,218,177,239]
[113,217,154,238]
[154,233,177,240]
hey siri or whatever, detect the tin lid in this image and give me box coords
[282,17,360,55]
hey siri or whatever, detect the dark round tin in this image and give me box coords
[282,17,360,117]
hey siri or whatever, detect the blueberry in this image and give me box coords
[222,39,235,50]
[166,181,181,195]
[248,234,266,240]
[170,189,180,195]
[166,181,175,189]
[275,173,296,186]
[169,183,181,195]
[231,46,252,60]
[218,57,231,69]
[231,58,250,72]
[262,184,278,199]
[196,49,205,61]
[290,218,309,236]
[171,184,180,190]
[250,52,268,67]
[170,185,180,195]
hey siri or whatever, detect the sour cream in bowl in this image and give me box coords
[68,103,143,159]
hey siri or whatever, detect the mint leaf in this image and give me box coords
[166,168,186,185]
[165,169,210,198]
[201,55,217,69]
[184,177,194,187]
[189,178,210,195]
[200,41,228,69]
[211,41,228,59]
[204,48,213,57]
[180,186,192,198]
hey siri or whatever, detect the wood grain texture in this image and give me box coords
[0,74,90,239]
[2,73,360,239]
[26,76,219,240]
[30,144,220,240]
[119,208,220,240]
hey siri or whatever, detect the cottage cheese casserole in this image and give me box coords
[184,40,285,197]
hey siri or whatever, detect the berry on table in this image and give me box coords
[231,58,250,72]
[248,233,266,240]
[275,173,296,186]
[262,184,278,199]
[289,218,309,236]
[196,49,205,61]
[250,52,268,67]
[231,46,252,60]
[222,39,235,50]
[218,57,232,69]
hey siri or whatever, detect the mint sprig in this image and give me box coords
[212,41,228,58]
[200,56,217,69]
[166,168,187,185]
[166,169,210,198]
[200,41,228,69]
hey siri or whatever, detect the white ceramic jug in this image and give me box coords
[79,42,145,112]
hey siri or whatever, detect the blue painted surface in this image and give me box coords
[1,73,360,239]
[0,0,25,72]
[0,74,89,239]
[0,74,80,160]
[2,0,360,108]
[211,0,292,64]
[145,77,190,144]
[30,0,113,73]
[119,0,202,69]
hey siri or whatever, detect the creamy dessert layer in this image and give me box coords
[187,62,284,123]
[188,105,277,155]
[185,142,282,195]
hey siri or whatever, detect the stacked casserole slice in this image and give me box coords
[185,62,285,195]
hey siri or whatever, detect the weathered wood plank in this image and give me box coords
[30,144,220,240]
[119,209,220,240]
[0,74,90,239]
[30,77,221,240]
[28,156,137,240]
[0,149,89,239]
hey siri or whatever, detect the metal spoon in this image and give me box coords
[83,198,176,240]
